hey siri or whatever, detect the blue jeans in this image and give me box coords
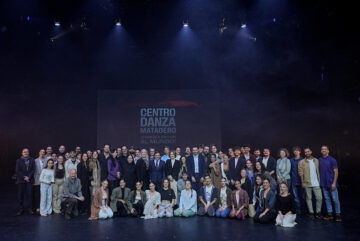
[322,187,341,214]
[216,207,231,218]
[292,184,306,212]
[192,173,202,194]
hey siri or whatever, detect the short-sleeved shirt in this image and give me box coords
[159,188,176,202]
[319,155,338,189]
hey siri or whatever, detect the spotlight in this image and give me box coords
[241,23,247,29]
[26,16,30,21]
[115,19,121,26]
[183,20,189,27]
[54,21,60,27]
[273,18,276,23]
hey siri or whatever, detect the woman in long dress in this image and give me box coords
[143,182,161,219]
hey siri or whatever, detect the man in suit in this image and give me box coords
[16,148,35,216]
[149,152,165,190]
[229,147,245,188]
[186,146,206,193]
[165,151,181,201]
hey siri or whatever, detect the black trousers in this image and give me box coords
[32,185,40,210]
[108,180,118,201]
[254,209,277,224]
[115,201,128,217]
[61,198,79,217]
[131,201,144,217]
[18,182,33,210]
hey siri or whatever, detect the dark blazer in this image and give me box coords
[99,153,111,182]
[262,156,277,178]
[149,159,165,184]
[259,188,276,211]
[229,157,245,181]
[128,190,147,210]
[164,159,181,180]
[186,154,206,179]
[16,157,35,184]
[135,158,149,187]
[199,185,218,208]
[216,187,232,208]
[122,161,137,190]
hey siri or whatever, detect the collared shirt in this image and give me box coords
[161,155,169,162]
[171,159,175,168]
[262,157,269,168]
[244,154,250,160]
[194,155,199,173]
[319,155,338,189]
[308,159,319,187]
[235,158,239,168]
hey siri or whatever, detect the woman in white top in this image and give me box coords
[39,159,55,217]
[143,182,161,219]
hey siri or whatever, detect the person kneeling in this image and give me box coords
[254,178,277,224]
[61,169,85,220]
[110,179,131,217]
[216,178,232,218]
[158,179,176,218]
[198,175,218,217]
[174,180,197,217]
[89,179,113,220]
[229,180,249,220]
[275,182,297,227]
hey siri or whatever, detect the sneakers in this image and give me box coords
[323,214,334,221]
[335,214,342,222]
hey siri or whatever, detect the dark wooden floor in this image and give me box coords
[1,185,359,241]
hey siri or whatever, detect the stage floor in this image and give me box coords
[0,186,359,241]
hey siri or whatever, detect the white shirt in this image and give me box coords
[205,186,212,204]
[262,157,269,168]
[235,158,239,168]
[171,159,175,168]
[194,155,199,173]
[65,159,80,178]
[308,159,319,187]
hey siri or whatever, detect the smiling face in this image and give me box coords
[149,182,156,191]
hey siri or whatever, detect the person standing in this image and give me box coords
[45,146,53,162]
[161,146,170,162]
[107,150,121,196]
[122,155,137,191]
[165,151,181,202]
[276,148,291,187]
[65,151,80,178]
[262,148,277,179]
[229,147,244,188]
[89,151,101,203]
[209,153,222,190]
[298,147,323,219]
[290,146,305,214]
[52,155,65,214]
[58,145,66,157]
[77,153,91,214]
[33,149,46,214]
[99,144,111,182]
[319,145,342,222]
[136,149,150,190]
[187,147,206,193]
[16,148,35,216]
[39,159,55,216]
[149,152,165,190]
[243,144,256,166]
[254,148,262,162]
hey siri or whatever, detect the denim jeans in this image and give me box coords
[322,187,341,214]
[292,184,306,212]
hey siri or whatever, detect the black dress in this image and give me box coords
[135,158,149,190]
[76,161,90,213]
[123,161,136,190]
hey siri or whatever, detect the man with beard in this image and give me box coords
[99,144,111,181]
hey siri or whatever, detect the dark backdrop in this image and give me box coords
[0,0,359,189]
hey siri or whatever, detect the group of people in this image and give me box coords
[15,143,342,226]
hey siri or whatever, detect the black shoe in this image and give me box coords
[323,214,334,221]
[308,213,315,220]
[335,214,342,222]
[28,209,34,215]
[65,214,72,220]
[16,210,24,216]
[315,213,323,219]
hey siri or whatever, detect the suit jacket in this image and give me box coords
[110,187,131,213]
[262,156,277,178]
[229,157,245,181]
[199,185,218,209]
[149,159,165,184]
[186,154,206,178]
[16,157,35,184]
[135,158,149,184]
[89,188,109,220]
[164,159,181,180]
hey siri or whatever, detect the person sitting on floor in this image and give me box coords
[215,178,232,218]
[143,182,161,219]
[198,175,218,217]
[174,180,197,217]
[158,178,176,218]
[89,179,113,220]
[229,180,249,220]
[275,182,297,227]
[254,178,277,224]
[61,169,84,220]
[110,179,131,217]
[128,181,147,217]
